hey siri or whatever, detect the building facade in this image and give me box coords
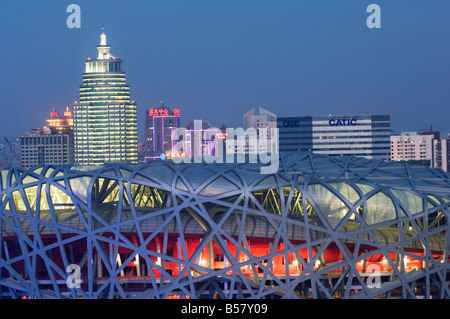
[73,32,138,165]
[433,137,450,172]
[390,132,435,165]
[145,101,180,156]
[20,108,74,169]
[312,115,390,160]
[390,131,450,173]
[277,116,313,153]
[20,129,73,170]
[278,115,391,160]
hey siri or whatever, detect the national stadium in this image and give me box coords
[0,153,449,299]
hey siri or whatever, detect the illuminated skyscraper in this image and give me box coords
[73,32,138,165]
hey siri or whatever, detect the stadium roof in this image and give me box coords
[1,153,449,299]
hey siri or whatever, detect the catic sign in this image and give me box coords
[283,120,300,127]
[329,118,357,126]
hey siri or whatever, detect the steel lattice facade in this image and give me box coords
[1,153,449,299]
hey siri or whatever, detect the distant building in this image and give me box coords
[433,136,450,172]
[145,100,181,156]
[390,132,435,165]
[20,108,74,169]
[277,116,313,153]
[390,130,450,173]
[241,107,278,155]
[73,32,138,165]
[278,114,391,160]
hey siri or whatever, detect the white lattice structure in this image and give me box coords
[1,153,449,299]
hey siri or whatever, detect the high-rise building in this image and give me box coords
[278,114,391,160]
[73,32,138,165]
[20,108,74,169]
[390,132,435,164]
[277,116,313,153]
[311,115,391,160]
[145,100,180,156]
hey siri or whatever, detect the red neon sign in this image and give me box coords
[165,152,185,159]
[148,108,180,117]
[149,108,169,116]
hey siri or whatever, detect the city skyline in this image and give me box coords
[1,1,450,141]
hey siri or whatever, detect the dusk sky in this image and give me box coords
[1,0,449,141]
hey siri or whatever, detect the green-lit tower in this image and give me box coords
[73,32,138,165]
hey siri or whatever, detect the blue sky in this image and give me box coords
[1,0,449,141]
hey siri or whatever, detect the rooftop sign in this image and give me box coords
[148,108,180,117]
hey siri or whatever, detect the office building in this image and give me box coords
[278,114,391,160]
[19,108,74,169]
[277,116,313,153]
[390,130,450,173]
[145,100,180,156]
[312,115,390,160]
[390,132,435,164]
[73,32,138,165]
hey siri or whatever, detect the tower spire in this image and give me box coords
[97,30,113,59]
[100,31,107,46]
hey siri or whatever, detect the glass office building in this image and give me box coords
[73,32,138,165]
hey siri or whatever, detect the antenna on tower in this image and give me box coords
[160,89,164,107]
